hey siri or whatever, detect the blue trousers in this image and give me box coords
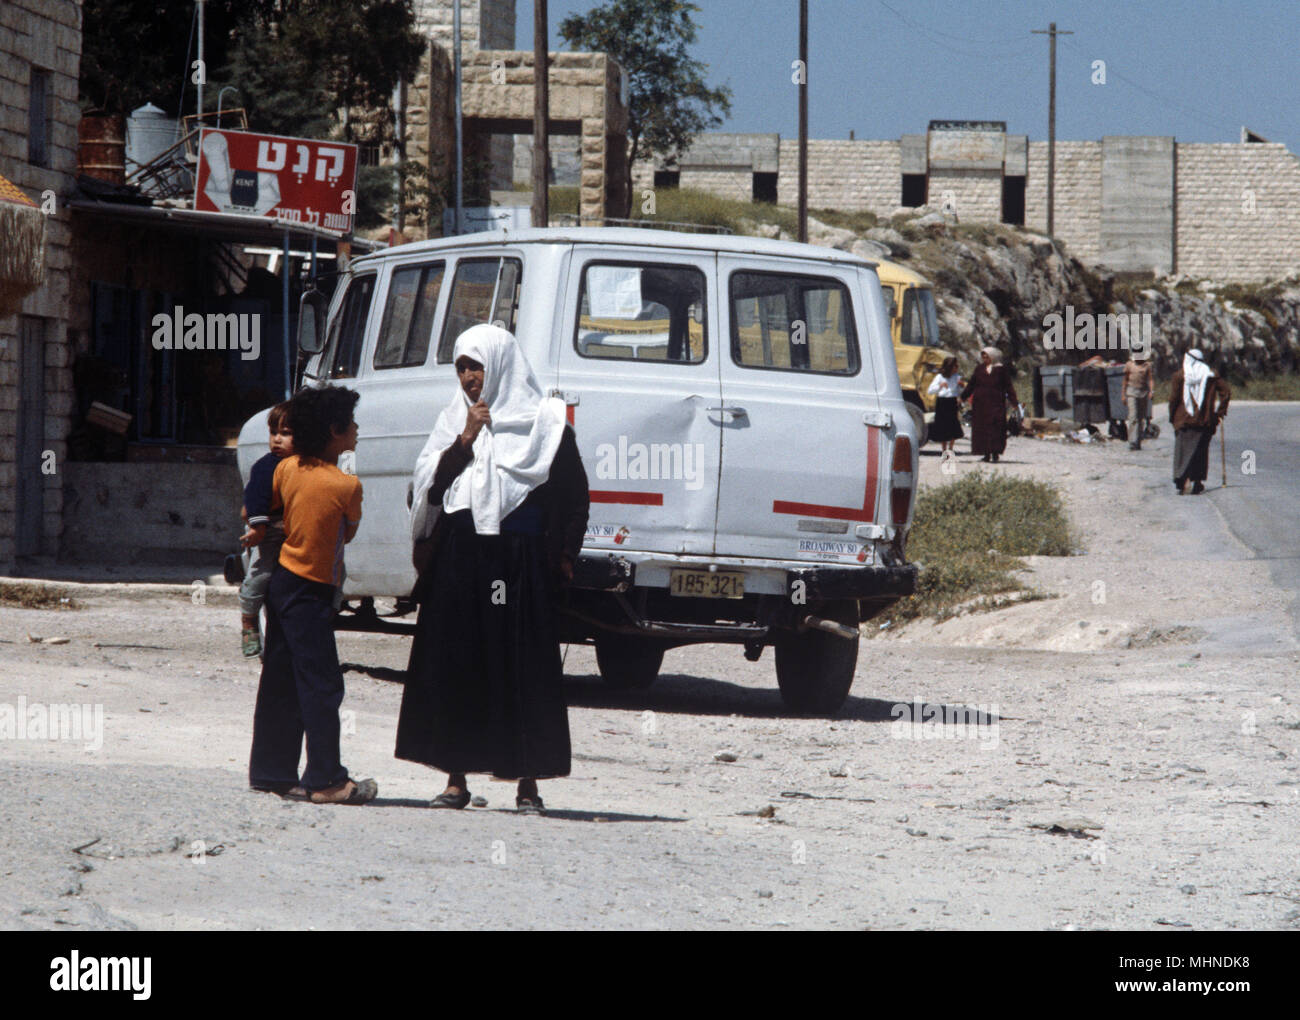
[248,566,349,792]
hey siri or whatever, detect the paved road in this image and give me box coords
[1210,402,1300,637]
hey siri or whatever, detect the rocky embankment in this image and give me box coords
[755,206,1300,378]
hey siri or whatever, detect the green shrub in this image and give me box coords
[884,472,1072,624]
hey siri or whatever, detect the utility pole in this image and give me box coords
[1032,22,1071,237]
[532,0,549,229]
[798,0,808,243]
[453,0,463,235]
[196,0,205,124]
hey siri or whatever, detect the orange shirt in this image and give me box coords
[272,455,363,586]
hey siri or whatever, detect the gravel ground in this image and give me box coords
[2,410,1297,930]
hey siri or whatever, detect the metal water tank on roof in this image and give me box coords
[126,103,178,175]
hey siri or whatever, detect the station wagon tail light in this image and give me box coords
[890,435,914,525]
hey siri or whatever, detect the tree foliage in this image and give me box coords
[559,0,732,198]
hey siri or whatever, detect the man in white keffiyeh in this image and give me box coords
[1168,348,1231,494]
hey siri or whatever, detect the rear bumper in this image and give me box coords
[571,552,916,599]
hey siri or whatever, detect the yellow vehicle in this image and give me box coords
[877,259,953,446]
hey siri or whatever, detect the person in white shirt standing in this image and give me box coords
[926,356,964,455]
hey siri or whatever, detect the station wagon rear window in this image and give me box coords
[729,271,859,375]
[436,257,522,363]
[574,262,707,363]
[374,261,444,368]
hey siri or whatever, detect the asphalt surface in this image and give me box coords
[1209,402,1300,638]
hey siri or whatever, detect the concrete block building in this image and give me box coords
[637,121,1300,283]
[0,0,82,572]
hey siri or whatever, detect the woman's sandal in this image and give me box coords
[307,778,378,805]
[515,795,546,816]
[429,788,471,810]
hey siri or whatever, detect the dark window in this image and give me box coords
[729,271,859,375]
[436,257,523,363]
[752,172,778,204]
[575,262,707,363]
[653,170,680,189]
[1002,175,1026,225]
[375,262,445,368]
[28,67,50,166]
[901,173,927,208]
[326,274,376,378]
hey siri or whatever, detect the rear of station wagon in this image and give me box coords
[238,228,918,713]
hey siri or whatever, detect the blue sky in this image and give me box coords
[517,0,1300,152]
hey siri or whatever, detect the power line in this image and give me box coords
[875,0,1037,62]
[1057,35,1238,139]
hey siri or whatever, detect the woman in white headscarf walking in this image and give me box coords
[1167,349,1231,494]
[961,346,1019,462]
[395,324,589,813]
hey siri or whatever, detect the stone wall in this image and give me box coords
[1025,140,1103,261]
[60,461,242,564]
[0,0,81,570]
[777,139,901,213]
[929,168,1002,225]
[1176,143,1300,282]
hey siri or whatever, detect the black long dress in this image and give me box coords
[395,427,589,780]
[961,364,1018,457]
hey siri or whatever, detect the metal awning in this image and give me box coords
[67,199,385,251]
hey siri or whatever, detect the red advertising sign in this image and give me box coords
[194,128,358,233]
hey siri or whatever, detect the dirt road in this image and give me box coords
[2,405,1297,930]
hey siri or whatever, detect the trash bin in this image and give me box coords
[1104,365,1126,420]
[1034,365,1075,419]
[1073,364,1108,426]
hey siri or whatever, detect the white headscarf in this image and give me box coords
[410,324,566,537]
[1182,349,1212,415]
[981,346,1002,367]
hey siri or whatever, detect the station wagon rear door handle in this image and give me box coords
[706,406,747,419]
[863,410,893,428]
[549,389,580,406]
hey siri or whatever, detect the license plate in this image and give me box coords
[668,569,745,599]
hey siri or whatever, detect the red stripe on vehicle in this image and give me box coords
[590,490,664,506]
[772,426,879,521]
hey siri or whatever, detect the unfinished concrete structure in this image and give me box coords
[637,122,1300,283]
[406,0,629,232]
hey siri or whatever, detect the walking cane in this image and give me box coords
[1220,418,1227,488]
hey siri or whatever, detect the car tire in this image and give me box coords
[904,399,929,448]
[594,635,664,690]
[774,600,860,715]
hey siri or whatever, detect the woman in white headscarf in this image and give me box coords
[1168,348,1231,494]
[961,346,1019,462]
[395,325,589,813]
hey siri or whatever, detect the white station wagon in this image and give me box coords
[238,227,918,714]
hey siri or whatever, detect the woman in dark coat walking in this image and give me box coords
[961,346,1019,462]
[1168,349,1230,494]
[396,324,589,814]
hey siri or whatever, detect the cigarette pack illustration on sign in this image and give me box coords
[194,129,358,232]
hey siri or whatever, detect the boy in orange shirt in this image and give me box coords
[247,385,377,805]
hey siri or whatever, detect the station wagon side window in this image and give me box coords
[326,273,376,379]
[729,271,859,375]
[899,287,927,346]
[574,262,707,363]
[436,257,523,363]
[374,261,445,369]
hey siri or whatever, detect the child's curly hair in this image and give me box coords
[286,386,359,459]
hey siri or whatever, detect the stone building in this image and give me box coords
[638,122,1300,283]
[0,0,81,572]
[405,1,629,233]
